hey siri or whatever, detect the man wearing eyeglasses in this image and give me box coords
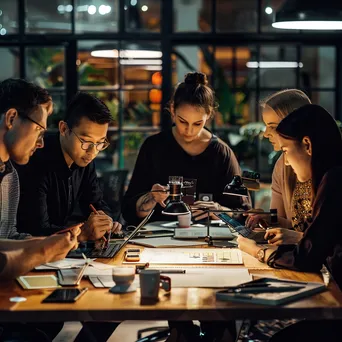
[16,91,122,242]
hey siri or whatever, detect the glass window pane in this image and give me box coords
[26,0,72,33]
[0,0,17,34]
[122,90,160,127]
[311,91,335,118]
[0,48,19,80]
[217,0,257,32]
[215,46,256,88]
[75,0,119,33]
[26,47,65,89]
[259,46,297,88]
[120,41,162,88]
[47,92,66,128]
[172,46,213,84]
[78,40,119,89]
[174,0,211,32]
[300,47,335,89]
[125,0,160,32]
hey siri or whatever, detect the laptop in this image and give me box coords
[68,210,154,259]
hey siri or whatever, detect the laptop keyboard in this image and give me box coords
[84,243,122,258]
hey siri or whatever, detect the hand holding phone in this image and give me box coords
[42,288,88,303]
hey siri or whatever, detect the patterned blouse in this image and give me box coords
[291,179,313,232]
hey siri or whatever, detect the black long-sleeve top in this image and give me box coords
[268,166,342,290]
[122,129,250,225]
[15,133,112,236]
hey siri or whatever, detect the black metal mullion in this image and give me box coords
[161,0,173,131]
[335,47,342,121]
[255,44,261,174]
[118,40,124,169]
[71,0,75,34]
[296,44,301,89]
[212,0,217,34]
[18,0,25,78]
[119,0,126,33]
[257,0,262,34]
[65,40,78,107]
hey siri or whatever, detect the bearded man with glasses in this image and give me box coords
[16,91,122,242]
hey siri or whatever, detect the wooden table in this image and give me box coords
[1,246,342,322]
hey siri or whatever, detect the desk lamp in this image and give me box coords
[223,171,261,197]
[202,171,275,247]
[161,176,191,216]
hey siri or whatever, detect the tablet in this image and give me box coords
[17,275,60,289]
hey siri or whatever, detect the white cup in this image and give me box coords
[177,213,191,228]
[139,270,171,300]
[110,267,136,293]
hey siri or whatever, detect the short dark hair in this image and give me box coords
[0,78,51,117]
[65,92,113,128]
[171,72,218,117]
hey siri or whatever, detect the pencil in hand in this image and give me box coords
[89,204,110,249]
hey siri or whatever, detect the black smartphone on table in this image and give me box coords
[42,288,88,303]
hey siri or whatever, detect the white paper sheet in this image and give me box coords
[130,237,208,248]
[89,268,251,288]
[125,248,243,265]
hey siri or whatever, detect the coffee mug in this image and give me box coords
[139,270,171,300]
[110,267,137,293]
[177,213,191,228]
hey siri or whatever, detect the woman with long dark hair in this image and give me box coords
[239,104,342,342]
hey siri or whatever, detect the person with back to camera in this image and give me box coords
[123,72,250,341]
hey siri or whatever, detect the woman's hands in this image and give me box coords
[244,208,270,228]
[264,228,303,245]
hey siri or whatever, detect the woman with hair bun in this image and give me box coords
[123,71,249,226]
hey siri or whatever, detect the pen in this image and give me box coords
[230,286,305,293]
[155,269,186,274]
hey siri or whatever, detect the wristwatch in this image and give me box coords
[256,248,268,263]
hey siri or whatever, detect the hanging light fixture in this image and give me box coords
[272,0,342,30]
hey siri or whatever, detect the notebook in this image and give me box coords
[216,278,326,305]
[67,210,154,259]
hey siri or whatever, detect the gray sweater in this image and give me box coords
[0,161,30,239]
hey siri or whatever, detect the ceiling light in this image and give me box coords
[141,5,148,12]
[246,61,303,68]
[265,7,273,15]
[91,49,162,59]
[144,66,162,71]
[65,5,73,12]
[87,5,96,15]
[273,0,342,30]
[120,59,162,65]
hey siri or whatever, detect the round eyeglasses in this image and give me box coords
[70,129,110,151]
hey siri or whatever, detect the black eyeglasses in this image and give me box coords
[22,116,47,131]
[69,128,110,151]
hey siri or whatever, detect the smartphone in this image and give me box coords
[216,213,242,229]
[233,225,268,244]
[42,288,88,303]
